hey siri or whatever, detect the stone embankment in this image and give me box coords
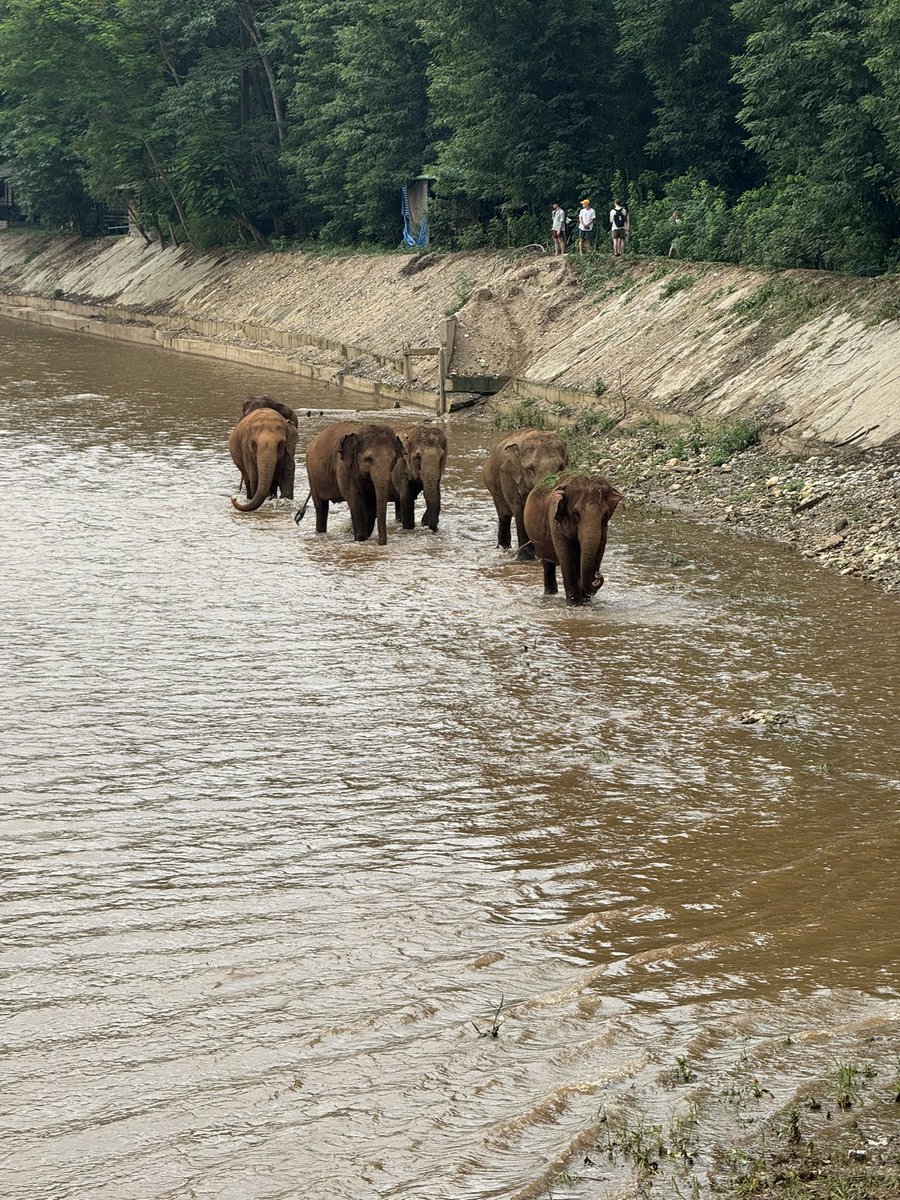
[1,230,897,592]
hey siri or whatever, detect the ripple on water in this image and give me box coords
[1,317,898,1199]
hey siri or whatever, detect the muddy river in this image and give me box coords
[1,316,898,1199]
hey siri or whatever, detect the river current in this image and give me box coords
[1,316,898,1199]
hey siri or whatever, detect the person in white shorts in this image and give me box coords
[550,202,566,255]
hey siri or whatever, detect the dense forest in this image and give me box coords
[0,0,898,274]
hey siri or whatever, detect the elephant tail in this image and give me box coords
[293,491,312,525]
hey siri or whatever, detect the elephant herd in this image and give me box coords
[228,395,622,605]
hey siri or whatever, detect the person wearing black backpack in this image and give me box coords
[609,199,629,257]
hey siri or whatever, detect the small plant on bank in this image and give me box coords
[667,418,760,466]
[660,273,697,300]
[491,396,553,431]
[445,269,475,315]
[733,275,833,336]
[593,377,608,397]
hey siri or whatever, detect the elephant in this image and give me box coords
[295,421,404,546]
[523,474,623,604]
[482,428,569,559]
[391,424,448,532]
[241,395,299,427]
[239,396,298,498]
[229,408,299,512]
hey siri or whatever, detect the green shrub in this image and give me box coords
[445,270,475,315]
[660,273,697,300]
[667,418,760,465]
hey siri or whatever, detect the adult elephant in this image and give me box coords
[482,429,568,559]
[240,396,298,498]
[392,424,448,532]
[229,408,299,512]
[523,474,622,604]
[296,421,404,546]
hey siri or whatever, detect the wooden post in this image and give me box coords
[437,347,448,416]
[403,342,412,383]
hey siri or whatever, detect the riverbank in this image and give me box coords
[481,397,900,595]
[1,230,898,444]
[1,230,898,594]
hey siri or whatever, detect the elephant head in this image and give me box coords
[393,424,448,531]
[337,424,404,545]
[500,430,569,500]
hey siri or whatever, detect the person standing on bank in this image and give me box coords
[577,199,596,254]
[610,198,629,257]
[550,201,566,255]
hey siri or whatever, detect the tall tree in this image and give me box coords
[616,0,754,193]
[424,0,622,211]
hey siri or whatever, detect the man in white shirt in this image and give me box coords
[610,199,629,257]
[577,199,596,255]
[550,202,566,255]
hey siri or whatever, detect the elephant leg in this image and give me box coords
[497,512,512,550]
[559,541,585,604]
[514,511,535,560]
[542,561,559,595]
[349,496,375,541]
[280,457,296,500]
[400,496,415,530]
[394,500,402,523]
[313,495,329,534]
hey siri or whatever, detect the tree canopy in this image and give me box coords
[0,0,897,273]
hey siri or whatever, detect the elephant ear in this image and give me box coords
[551,486,568,523]
[499,440,521,477]
[603,482,623,518]
[338,432,358,461]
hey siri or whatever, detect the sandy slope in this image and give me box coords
[0,231,897,449]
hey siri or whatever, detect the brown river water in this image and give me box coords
[1,316,898,1200]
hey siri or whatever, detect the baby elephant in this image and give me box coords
[523,475,622,604]
[392,424,448,532]
[229,408,299,512]
[483,428,568,558]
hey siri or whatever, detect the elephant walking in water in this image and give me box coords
[229,408,299,512]
[524,474,622,604]
[392,424,448,532]
[296,421,404,546]
[483,428,569,559]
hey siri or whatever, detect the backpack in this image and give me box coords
[613,207,627,229]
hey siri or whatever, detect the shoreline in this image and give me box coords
[1,231,897,596]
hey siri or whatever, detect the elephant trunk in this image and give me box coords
[374,474,393,546]
[579,527,608,597]
[420,472,441,532]
[232,446,278,512]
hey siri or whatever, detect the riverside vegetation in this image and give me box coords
[0,0,898,275]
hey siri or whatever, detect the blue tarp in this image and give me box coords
[401,185,428,247]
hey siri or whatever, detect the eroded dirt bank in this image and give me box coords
[1,229,898,592]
